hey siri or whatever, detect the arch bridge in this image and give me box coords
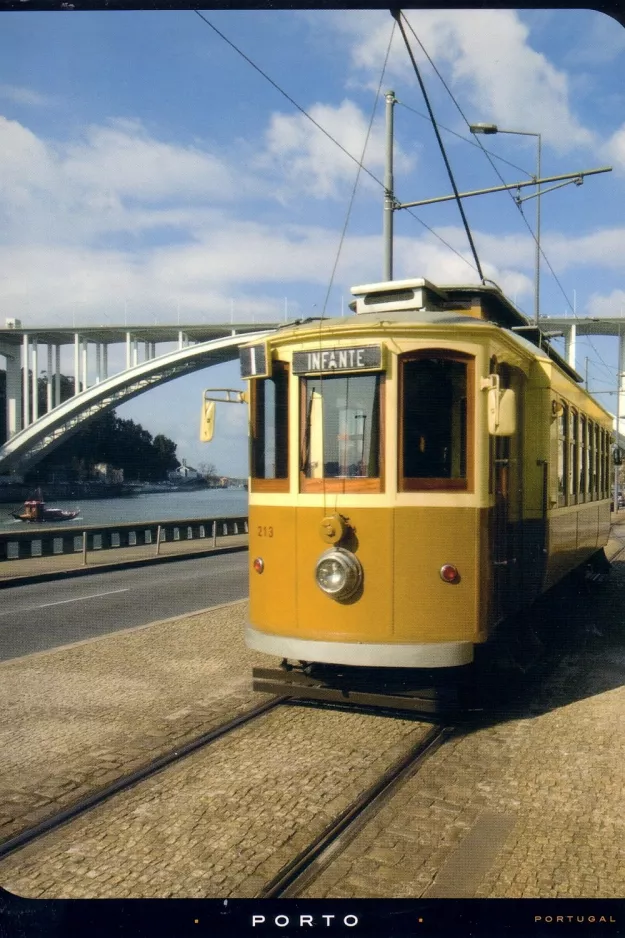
[0,323,279,474]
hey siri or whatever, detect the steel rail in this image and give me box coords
[257,722,454,898]
[0,695,288,862]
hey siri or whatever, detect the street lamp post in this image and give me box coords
[470,123,542,325]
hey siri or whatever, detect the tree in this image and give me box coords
[15,373,180,483]
[153,435,180,477]
[198,462,219,486]
[1,369,181,482]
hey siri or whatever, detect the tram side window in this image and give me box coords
[569,410,578,502]
[594,425,601,500]
[557,404,567,507]
[588,421,595,500]
[580,416,587,499]
[401,355,470,490]
[251,363,289,483]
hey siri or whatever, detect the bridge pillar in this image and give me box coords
[73,334,80,395]
[46,345,54,411]
[125,332,140,368]
[55,345,61,407]
[81,338,88,392]
[1,347,22,437]
[564,323,576,370]
[31,341,39,421]
[95,341,109,381]
[22,335,30,427]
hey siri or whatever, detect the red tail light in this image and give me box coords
[440,564,459,583]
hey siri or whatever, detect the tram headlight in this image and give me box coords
[315,548,362,602]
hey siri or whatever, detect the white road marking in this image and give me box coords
[0,588,130,617]
[37,588,131,608]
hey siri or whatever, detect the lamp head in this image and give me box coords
[470,122,499,135]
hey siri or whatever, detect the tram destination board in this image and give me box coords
[240,343,270,379]
[293,345,383,375]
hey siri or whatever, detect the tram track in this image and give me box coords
[0,694,288,863]
[0,696,451,899]
[258,721,453,898]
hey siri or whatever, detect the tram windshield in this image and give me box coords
[401,355,469,490]
[302,374,381,479]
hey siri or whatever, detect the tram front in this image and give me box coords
[242,283,496,706]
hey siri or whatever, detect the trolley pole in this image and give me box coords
[534,133,542,325]
[383,90,396,282]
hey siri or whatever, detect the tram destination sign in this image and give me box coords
[239,343,270,379]
[293,345,383,375]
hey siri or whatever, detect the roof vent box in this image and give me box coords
[350,278,448,315]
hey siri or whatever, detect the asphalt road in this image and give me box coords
[0,552,249,662]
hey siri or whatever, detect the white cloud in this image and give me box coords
[601,124,625,173]
[0,115,246,247]
[542,227,625,272]
[329,10,595,153]
[258,98,413,200]
[62,119,238,203]
[587,288,625,317]
[0,90,618,333]
[0,84,55,107]
[0,241,315,325]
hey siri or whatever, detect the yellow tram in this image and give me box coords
[232,277,612,709]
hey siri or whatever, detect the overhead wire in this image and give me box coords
[391,9,485,282]
[193,10,384,191]
[320,21,396,317]
[396,100,533,178]
[194,8,615,388]
[398,10,616,384]
[400,11,576,312]
[192,10,482,289]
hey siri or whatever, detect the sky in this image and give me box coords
[2,8,625,476]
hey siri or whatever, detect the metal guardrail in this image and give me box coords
[0,516,248,562]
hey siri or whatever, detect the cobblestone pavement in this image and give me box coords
[0,704,429,898]
[0,600,265,842]
[302,555,625,899]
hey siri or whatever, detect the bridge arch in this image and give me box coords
[0,330,275,474]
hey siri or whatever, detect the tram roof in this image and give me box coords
[276,281,582,385]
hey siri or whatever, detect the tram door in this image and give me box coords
[491,364,524,621]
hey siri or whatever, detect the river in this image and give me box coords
[0,488,248,532]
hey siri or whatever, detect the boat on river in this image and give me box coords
[11,498,80,523]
